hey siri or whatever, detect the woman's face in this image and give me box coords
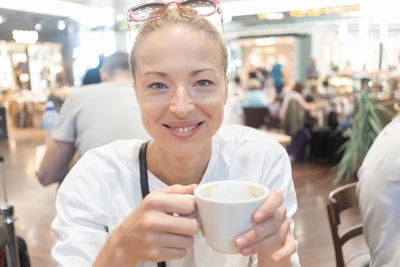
[134,25,227,157]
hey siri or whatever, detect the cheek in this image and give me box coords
[200,93,225,119]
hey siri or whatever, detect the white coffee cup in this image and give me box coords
[193,180,269,254]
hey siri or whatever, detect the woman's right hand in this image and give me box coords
[93,184,199,266]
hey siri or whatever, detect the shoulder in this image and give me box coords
[60,139,144,190]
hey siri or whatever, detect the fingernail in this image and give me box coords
[236,237,246,247]
[242,247,251,255]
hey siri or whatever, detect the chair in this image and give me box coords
[326,182,370,267]
[243,107,269,128]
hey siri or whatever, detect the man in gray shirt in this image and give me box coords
[38,52,149,186]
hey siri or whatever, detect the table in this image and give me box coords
[259,129,292,146]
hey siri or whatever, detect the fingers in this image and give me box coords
[144,247,187,263]
[155,215,200,236]
[270,231,297,263]
[237,218,290,256]
[235,191,292,257]
[157,232,194,249]
[159,184,197,195]
[146,194,196,215]
[253,190,284,223]
[236,204,287,250]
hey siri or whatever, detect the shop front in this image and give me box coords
[0,8,78,128]
[0,8,78,93]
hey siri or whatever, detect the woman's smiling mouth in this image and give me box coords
[163,122,204,137]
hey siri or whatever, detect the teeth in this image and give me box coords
[173,125,196,133]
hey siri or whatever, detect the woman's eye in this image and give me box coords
[149,82,167,90]
[195,79,213,87]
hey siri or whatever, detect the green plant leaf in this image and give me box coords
[332,88,387,184]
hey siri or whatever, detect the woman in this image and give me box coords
[243,77,268,108]
[52,4,299,267]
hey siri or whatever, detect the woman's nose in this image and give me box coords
[169,85,195,118]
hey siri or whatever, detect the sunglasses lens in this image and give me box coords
[129,3,166,21]
[179,0,216,17]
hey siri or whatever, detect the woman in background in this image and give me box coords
[243,77,268,108]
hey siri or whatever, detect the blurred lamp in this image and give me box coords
[116,13,124,22]
[12,30,38,44]
[57,20,66,31]
[35,23,42,31]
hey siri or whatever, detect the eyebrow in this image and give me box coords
[143,68,216,77]
[190,68,216,76]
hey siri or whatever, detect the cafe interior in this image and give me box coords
[0,0,399,266]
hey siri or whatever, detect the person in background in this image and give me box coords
[360,77,370,91]
[37,52,149,186]
[305,83,318,103]
[279,82,319,124]
[243,77,268,108]
[51,7,299,267]
[357,107,400,267]
[322,80,336,99]
[82,54,104,85]
[280,82,321,161]
[306,58,319,81]
[341,61,355,77]
[256,67,269,89]
[271,58,284,98]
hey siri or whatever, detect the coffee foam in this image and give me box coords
[200,183,264,201]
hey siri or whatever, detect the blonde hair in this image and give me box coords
[246,78,262,91]
[130,8,227,78]
[293,82,304,93]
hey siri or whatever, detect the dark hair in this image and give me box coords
[248,71,257,79]
[102,52,130,76]
[322,80,329,87]
[234,76,241,84]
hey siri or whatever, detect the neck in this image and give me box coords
[146,141,212,186]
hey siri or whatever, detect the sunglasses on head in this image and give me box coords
[127,0,220,22]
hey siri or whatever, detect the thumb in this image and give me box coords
[161,184,197,195]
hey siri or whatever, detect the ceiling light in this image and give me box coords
[255,38,276,46]
[35,23,42,31]
[116,13,124,22]
[57,20,66,31]
[258,12,284,20]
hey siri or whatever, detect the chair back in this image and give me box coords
[326,182,370,267]
[243,107,269,128]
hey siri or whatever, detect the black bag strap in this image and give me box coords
[139,141,166,267]
[139,141,150,199]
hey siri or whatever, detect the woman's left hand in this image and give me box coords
[235,190,296,263]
